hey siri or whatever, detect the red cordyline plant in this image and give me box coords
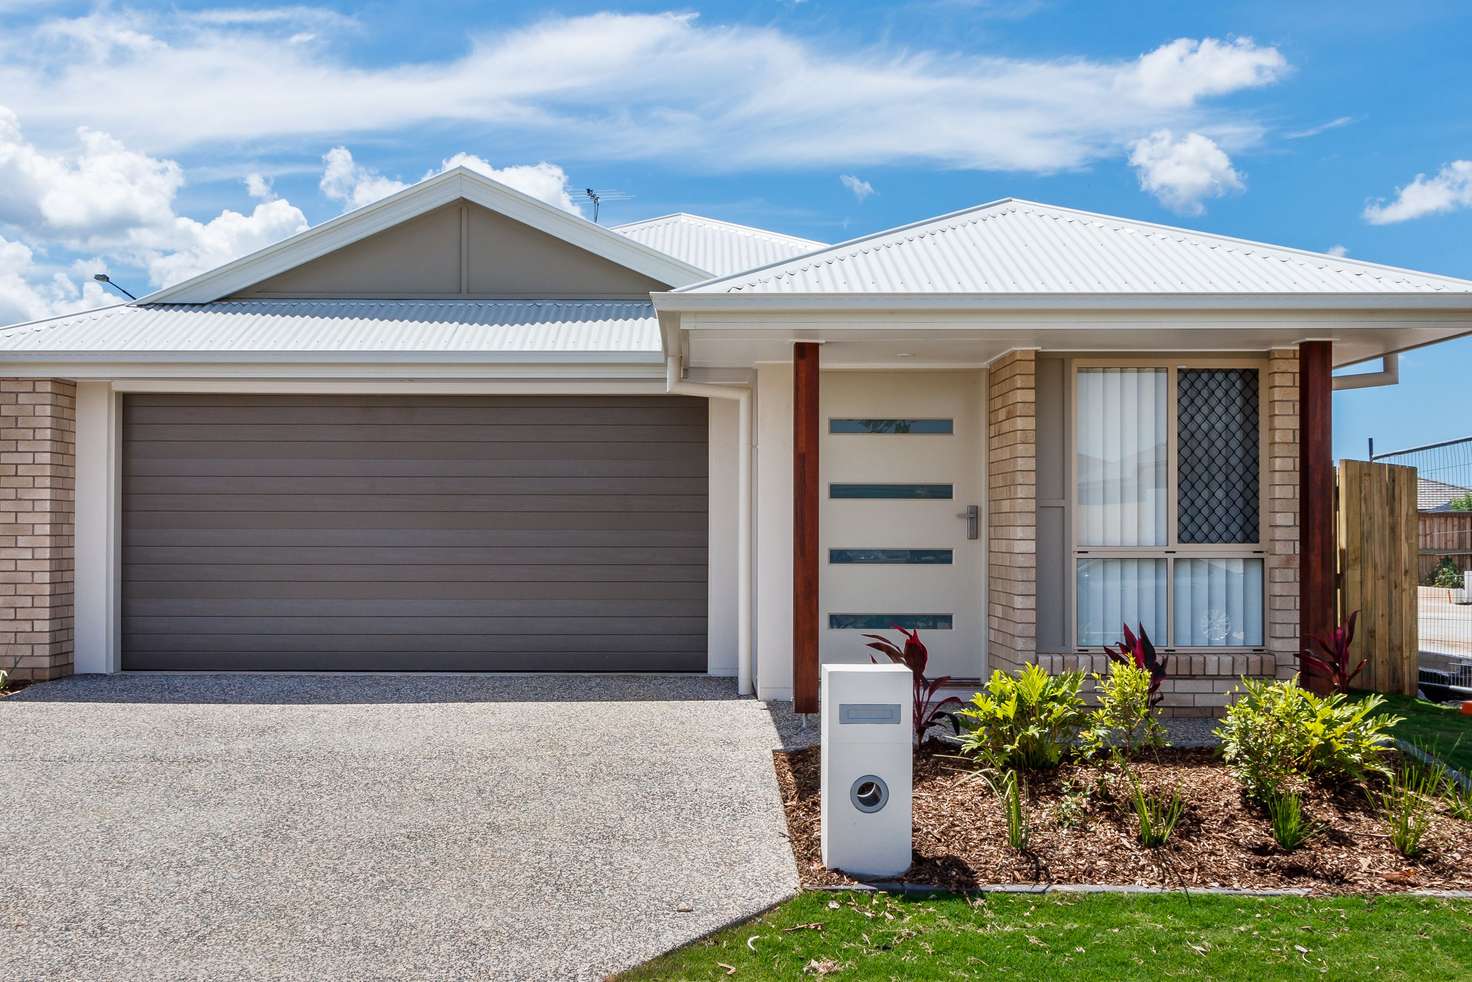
[1106,623,1168,707]
[863,626,964,746]
[1301,610,1364,693]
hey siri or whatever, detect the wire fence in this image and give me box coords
[1371,436,1472,697]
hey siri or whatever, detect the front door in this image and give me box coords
[819,371,986,680]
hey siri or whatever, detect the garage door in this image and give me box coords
[121,394,708,671]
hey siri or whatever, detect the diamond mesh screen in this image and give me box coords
[1178,368,1259,543]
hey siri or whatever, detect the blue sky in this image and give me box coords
[1,1,1469,459]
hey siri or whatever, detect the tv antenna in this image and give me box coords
[582,187,632,223]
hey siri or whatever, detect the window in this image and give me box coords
[829,483,953,499]
[829,418,954,434]
[1073,361,1265,649]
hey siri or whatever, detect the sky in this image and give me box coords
[1,0,1470,460]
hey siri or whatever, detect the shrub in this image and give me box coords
[862,627,964,746]
[998,769,1030,851]
[1083,659,1166,758]
[958,663,1086,771]
[1215,676,1402,798]
[1128,776,1184,848]
[1264,790,1319,851]
[1105,623,1167,705]
[1380,759,1442,858]
[1301,610,1366,694]
[1444,774,1472,822]
[1450,494,1472,513]
[1429,556,1463,589]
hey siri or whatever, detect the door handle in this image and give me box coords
[958,505,979,540]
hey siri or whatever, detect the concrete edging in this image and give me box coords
[814,882,1472,899]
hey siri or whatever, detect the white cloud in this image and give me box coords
[244,173,274,200]
[0,234,111,324]
[319,146,406,210]
[1327,244,1349,257]
[436,153,581,213]
[0,13,1288,175]
[1363,160,1472,225]
[1128,129,1243,214]
[0,103,310,315]
[319,146,582,214]
[1285,115,1354,140]
[839,174,875,202]
[136,198,308,287]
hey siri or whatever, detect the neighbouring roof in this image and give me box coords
[1419,477,1472,512]
[0,300,661,361]
[677,198,1472,295]
[612,213,825,277]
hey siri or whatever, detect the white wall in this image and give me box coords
[706,398,739,676]
[754,363,794,700]
[73,381,118,674]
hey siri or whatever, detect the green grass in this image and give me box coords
[619,891,1472,980]
[1365,692,1472,775]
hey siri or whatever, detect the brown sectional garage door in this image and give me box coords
[121,394,708,671]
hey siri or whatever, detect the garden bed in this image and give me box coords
[774,745,1472,895]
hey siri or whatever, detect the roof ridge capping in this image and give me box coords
[140,166,713,305]
[614,212,827,247]
[671,196,1472,295]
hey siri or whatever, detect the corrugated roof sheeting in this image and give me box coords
[0,300,662,356]
[697,201,1472,295]
[613,214,825,277]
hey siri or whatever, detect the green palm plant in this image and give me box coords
[958,663,1086,771]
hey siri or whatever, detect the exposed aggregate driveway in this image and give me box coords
[1,674,800,980]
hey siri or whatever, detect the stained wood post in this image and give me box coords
[1300,340,1335,690]
[793,342,821,714]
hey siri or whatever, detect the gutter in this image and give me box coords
[1332,352,1399,390]
[666,355,754,696]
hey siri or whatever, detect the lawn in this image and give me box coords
[1367,692,1472,775]
[620,891,1472,980]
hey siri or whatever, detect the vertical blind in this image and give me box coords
[1172,558,1265,646]
[1076,368,1167,546]
[1076,558,1166,646]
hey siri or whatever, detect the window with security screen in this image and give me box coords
[1073,360,1265,650]
[1178,368,1260,544]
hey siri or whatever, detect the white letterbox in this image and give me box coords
[820,663,913,878]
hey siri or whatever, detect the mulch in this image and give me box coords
[774,744,1472,895]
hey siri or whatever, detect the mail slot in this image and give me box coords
[839,702,902,725]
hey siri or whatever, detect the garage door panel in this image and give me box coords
[127,423,709,443]
[121,649,707,672]
[122,474,709,495]
[125,563,707,583]
[125,527,707,548]
[122,394,708,672]
[125,404,707,426]
[126,440,704,461]
[126,633,706,653]
[125,545,707,565]
[126,615,708,635]
[124,579,709,601]
[126,457,709,479]
[126,493,709,513]
[123,510,707,532]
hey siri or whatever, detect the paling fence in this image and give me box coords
[1370,436,1472,696]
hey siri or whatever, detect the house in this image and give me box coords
[5,167,1472,716]
[1418,476,1472,512]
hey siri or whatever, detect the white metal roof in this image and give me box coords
[613,213,825,278]
[677,198,1472,296]
[0,300,661,361]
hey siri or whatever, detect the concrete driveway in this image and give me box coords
[1,674,801,980]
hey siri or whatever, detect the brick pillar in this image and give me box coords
[1267,349,1302,679]
[0,380,76,681]
[987,351,1037,674]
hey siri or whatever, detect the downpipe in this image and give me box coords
[666,355,754,696]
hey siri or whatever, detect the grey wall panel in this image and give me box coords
[122,394,708,671]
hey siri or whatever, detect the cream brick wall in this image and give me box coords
[987,350,1036,674]
[0,379,76,682]
[1266,348,1302,681]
